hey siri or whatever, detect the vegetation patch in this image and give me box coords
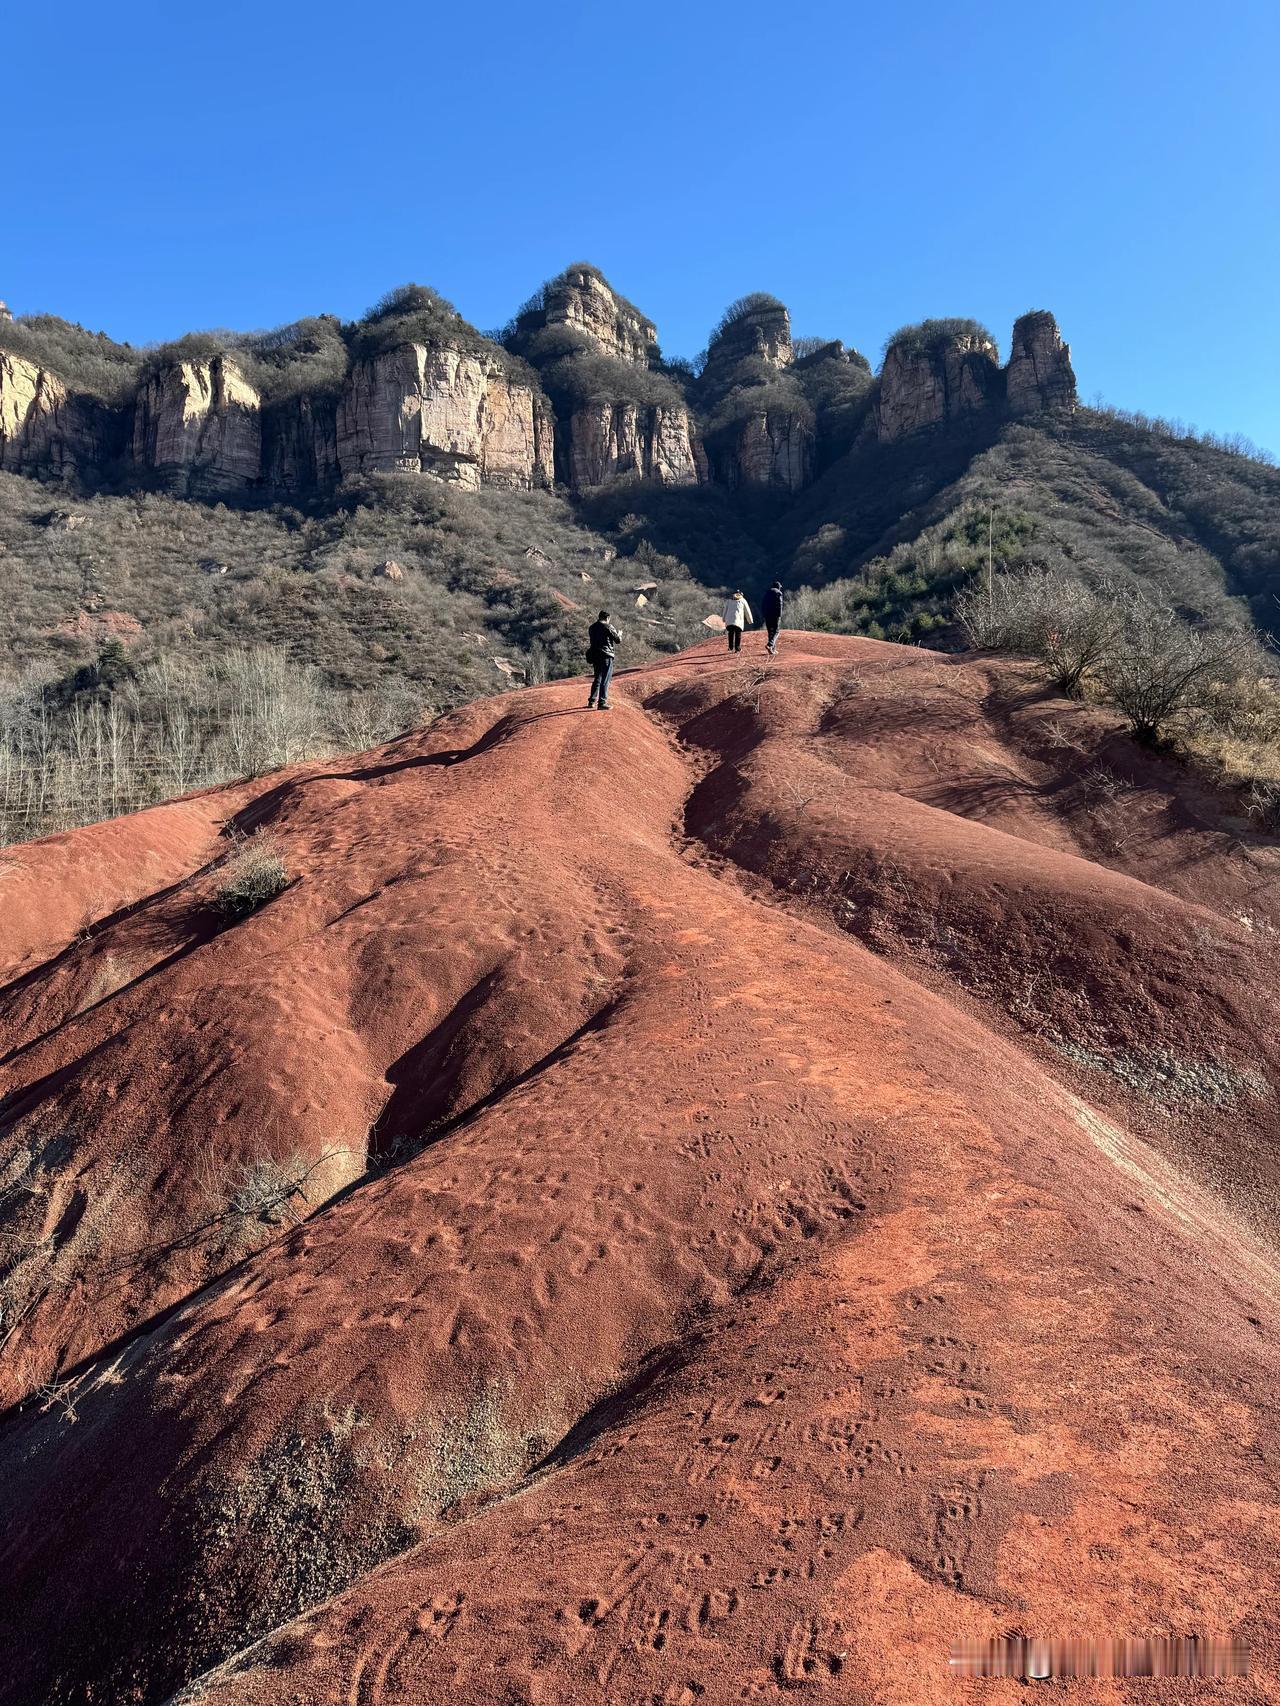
[212,830,289,921]
[881,317,997,364]
[1052,1039,1269,1108]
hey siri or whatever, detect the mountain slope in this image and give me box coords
[1,635,1278,1704]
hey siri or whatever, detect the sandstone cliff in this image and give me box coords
[336,344,552,490]
[131,355,263,492]
[514,264,657,366]
[876,324,1002,442]
[565,400,700,488]
[700,296,814,493]
[709,410,812,492]
[0,352,117,476]
[511,266,699,489]
[261,394,340,490]
[1,285,1084,497]
[1006,309,1077,416]
[703,295,794,376]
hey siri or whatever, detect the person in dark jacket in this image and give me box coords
[586,610,623,710]
[762,581,784,654]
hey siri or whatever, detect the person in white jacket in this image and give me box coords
[722,591,753,652]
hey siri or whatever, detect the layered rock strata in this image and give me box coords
[876,330,1002,442]
[564,400,700,489]
[262,395,340,490]
[336,345,553,490]
[131,356,263,492]
[0,352,118,476]
[709,411,812,493]
[519,265,656,366]
[703,297,795,376]
[701,298,814,492]
[1006,310,1078,416]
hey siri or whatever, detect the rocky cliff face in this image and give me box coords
[131,356,263,492]
[0,353,118,476]
[336,345,552,490]
[566,401,700,489]
[1006,310,1077,416]
[876,331,1002,442]
[520,266,657,366]
[703,298,794,378]
[1,282,1084,497]
[262,395,340,490]
[700,298,814,492]
[511,266,697,488]
[720,411,812,492]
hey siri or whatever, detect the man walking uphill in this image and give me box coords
[762,581,783,654]
[722,590,753,653]
[586,610,623,710]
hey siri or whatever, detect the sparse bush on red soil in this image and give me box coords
[212,830,289,920]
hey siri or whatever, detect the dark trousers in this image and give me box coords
[766,621,780,652]
[587,655,614,705]
[726,625,742,652]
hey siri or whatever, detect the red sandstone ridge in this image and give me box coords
[1,635,1279,1705]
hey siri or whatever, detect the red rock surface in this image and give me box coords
[1,635,1279,1704]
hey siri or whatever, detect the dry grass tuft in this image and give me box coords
[213,831,289,921]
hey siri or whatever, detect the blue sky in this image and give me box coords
[7,0,1279,450]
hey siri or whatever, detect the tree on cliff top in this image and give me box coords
[349,284,538,385]
[0,315,142,404]
[137,318,351,404]
[504,264,656,344]
[881,318,997,365]
[708,293,788,348]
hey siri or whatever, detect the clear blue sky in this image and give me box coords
[7,0,1279,451]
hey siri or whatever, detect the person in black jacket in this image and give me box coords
[762,581,784,654]
[586,610,623,710]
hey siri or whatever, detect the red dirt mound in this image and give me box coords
[1,634,1278,1705]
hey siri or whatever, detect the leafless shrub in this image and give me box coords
[1096,605,1253,744]
[224,1156,313,1228]
[1245,778,1280,830]
[36,1377,82,1425]
[1041,716,1085,753]
[1079,764,1130,804]
[958,568,1121,695]
[212,831,289,921]
[199,1144,355,1251]
[782,778,817,815]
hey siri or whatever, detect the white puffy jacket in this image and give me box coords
[722,595,753,629]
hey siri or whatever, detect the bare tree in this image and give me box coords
[1097,605,1252,744]
[958,568,1121,696]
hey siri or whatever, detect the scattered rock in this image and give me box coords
[37,508,90,531]
[47,609,143,643]
[702,613,726,631]
[524,545,551,567]
[198,558,230,577]
[635,594,649,608]
[548,588,581,612]
[376,559,405,582]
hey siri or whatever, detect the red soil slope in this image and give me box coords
[1,635,1279,1705]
